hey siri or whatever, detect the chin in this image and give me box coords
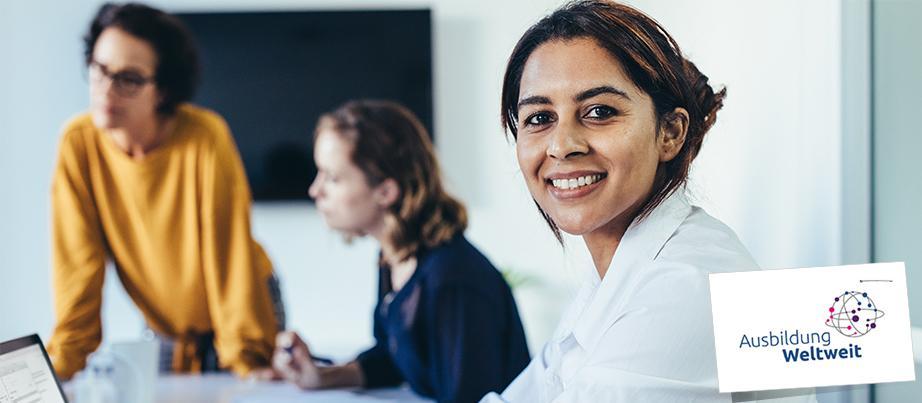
[547,213,598,236]
[325,220,364,236]
[91,112,118,129]
[556,224,594,237]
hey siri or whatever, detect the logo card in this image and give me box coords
[709,262,915,392]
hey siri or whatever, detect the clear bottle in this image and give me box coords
[76,352,120,403]
[96,366,118,403]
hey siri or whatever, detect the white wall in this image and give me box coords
[0,0,845,370]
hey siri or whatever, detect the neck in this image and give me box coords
[371,220,418,291]
[582,223,627,280]
[370,217,400,266]
[108,112,172,159]
[582,201,645,280]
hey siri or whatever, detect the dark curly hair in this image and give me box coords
[501,0,726,243]
[84,2,200,115]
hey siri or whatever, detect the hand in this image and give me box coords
[248,366,283,381]
[272,331,322,389]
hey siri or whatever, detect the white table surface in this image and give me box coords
[66,374,432,403]
[57,326,922,402]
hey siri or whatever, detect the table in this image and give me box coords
[66,374,432,403]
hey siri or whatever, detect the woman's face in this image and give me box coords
[309,129,389,235]
[515,37,668,237]
[89,27,162,129]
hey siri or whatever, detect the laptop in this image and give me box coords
[0,334,68,402]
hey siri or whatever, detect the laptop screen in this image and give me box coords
[0,334,67,403]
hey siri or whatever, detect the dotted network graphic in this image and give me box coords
[824,291,885,337]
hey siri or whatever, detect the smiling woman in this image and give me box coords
[483,1,815,402]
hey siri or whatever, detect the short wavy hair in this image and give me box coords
[84,2,200,115]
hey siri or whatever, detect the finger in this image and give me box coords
[275,363,300,384]
[290,333,309,351]
[276,331,296,350]
[248,367,276,382]
[272,350,301,382]
[292,342,314,367]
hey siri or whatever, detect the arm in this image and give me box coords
[354,339,404,388]
[47,129,108,380]
[199,120,277,376]
[272,270,403,389]
[272,331,365,389]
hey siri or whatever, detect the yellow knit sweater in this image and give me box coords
[48,104,277,379]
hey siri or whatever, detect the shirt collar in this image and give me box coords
[570,190,693,352]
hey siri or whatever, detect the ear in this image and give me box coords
[658,107,689,162]
[155,89,167,112]
[373,178,401,209]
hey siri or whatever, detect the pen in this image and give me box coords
[282,343,334,365]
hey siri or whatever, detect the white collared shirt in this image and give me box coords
[483,192,816,402]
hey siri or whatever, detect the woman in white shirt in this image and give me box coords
[484,1,814,402]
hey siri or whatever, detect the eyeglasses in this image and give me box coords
[87,60,155,98]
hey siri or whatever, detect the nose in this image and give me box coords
[547,121,589,160]
[91,76,118,100]
[308,173,323,199]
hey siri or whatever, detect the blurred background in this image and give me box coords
[0,0,918,401]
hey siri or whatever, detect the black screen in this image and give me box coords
[177,10,433,201]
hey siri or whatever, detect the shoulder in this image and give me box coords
[655,206,759,276]
[615,207,755,347]
[58,112,96,151]
[418,235,507,293]
[54,113,103,172]
[174,104,235,149]
[178,103,228,131]
[617,206,759,336]
[627,207,758,311]
[584,207,756,384]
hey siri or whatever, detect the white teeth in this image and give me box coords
[550,174,603,190]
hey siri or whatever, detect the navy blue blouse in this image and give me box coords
[355,234,530,403]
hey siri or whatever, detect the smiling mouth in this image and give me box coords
[546,173,607,190]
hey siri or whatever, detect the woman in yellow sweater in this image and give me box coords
[49,3,279,379]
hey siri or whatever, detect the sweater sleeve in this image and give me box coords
[198,116,277,376]
[47,126,107,380]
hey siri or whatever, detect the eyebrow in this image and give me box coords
[575,85,631,102]
[517,85,632,111]
[92,59,150,76]
[517,95,551,110]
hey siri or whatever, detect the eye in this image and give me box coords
[583,105,618,120]
[523,111,555,127]
[113,72,147,87]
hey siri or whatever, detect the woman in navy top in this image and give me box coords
[271,100,530,403]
